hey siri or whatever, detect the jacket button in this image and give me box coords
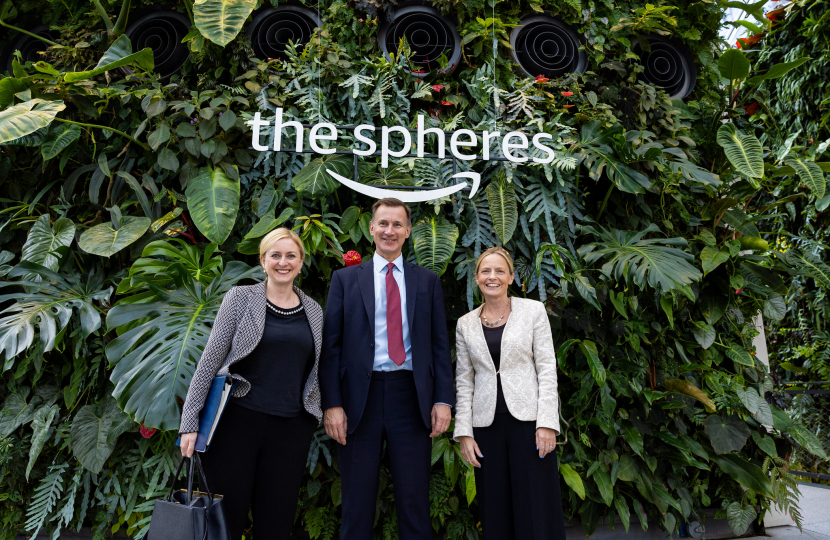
[367,373,371,379]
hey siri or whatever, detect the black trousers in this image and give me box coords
[199,401,317,540]
[473,413,568,540]
[338,371,432,540]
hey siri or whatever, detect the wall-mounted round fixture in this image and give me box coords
[378,3,461,76]
[4,25,57,75]
[247,5,320,61]
[126,9,191,79]
[510,15,587,79]
[633,35,696,99]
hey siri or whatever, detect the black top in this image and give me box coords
[232,300,315,417]
[482,324,509,414]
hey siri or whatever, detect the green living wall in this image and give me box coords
[0,0,828,538]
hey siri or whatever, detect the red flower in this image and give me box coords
[432,84,444,92]
[343,251,362,267]
[564,104,575,108]
[412,69,425,74]
[735,288,743,295]
[535,75,549,83]
[736,39,743,49]
[140,424,157,438]
[441,101,452,106]
[561,91,574,96]
[766,8,786,20]
[746,102,759,115]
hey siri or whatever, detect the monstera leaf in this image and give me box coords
[0,263,110,367]
[106,245,262,430]
[64,35,154,83]
[194,0,258,47]
[358,163,414,186]
[571,121,653,194]
[0,99,65,144]
[411,215,459,276]
[293,154,353,199]
[717,123,764,180]
[486,176,518,244]
[186,165,240,244]
[578,223,702,292]
[21,214,75,271]
[70,397,131,473]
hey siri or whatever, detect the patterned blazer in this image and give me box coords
[452,297,560,441]
[179,281,324,434]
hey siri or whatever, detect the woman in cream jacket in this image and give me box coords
[453,247,567,540]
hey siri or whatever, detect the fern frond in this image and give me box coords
[25,463,68,538]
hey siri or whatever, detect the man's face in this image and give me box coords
[370,205,411,260]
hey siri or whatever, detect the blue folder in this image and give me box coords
[176,376,238,453]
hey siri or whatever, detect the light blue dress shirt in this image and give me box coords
[372,252,413,372]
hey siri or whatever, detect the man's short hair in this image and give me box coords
[371,198,412,226]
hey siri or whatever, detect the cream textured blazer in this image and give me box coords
[452,297,560,441]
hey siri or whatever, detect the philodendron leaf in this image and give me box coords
[0,99,65,144]
[64,35,154,83]
[41,123,81,161]
[185,165,240,245]
[726,345,755,367]
[26,404,59,480]
[664,379,716,413]
[704,413,750,454]
[726,501,756,536]
[788,423,828,460]
[736,386,761,414]
[700,246,730,275]
[486,176,518,244]
[746,56,810,84]
[691,322,716,349]
[194,0,258,47]
[78,216,151,257]
[784,157,826,199]
[294,154,353,199]
[711,454,775,498]
[70,397,130,473]
[411,215,459,276]
[579,340,606,387]
[718,49,751,80]
[559,463,585,499]
[763,292,786,321]
[717,123,764,180]
[21,214,75,272]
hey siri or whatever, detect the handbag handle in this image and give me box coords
[167,455,214,509]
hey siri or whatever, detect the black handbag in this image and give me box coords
[147,454,231,540]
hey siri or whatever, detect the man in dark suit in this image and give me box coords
[320,197,454,540]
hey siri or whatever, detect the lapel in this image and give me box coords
[241,281,267,355]
[296,286,322,360]
[358,261,376,336]
[473,298,516,373]
[403,259,418,334]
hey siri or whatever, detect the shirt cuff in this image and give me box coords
[435,402,452,408]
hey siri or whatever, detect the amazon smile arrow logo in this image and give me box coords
[326,169,480,203]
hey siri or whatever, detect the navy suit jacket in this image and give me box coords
[320,259,455,433]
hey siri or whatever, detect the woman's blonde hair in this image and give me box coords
[259,227,306,262]
[474,246,514,275]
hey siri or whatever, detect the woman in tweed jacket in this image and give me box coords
[453,247,567,540]
[179,227,323,540]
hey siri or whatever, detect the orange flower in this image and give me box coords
[561,91,574,96]
[766,8,786,20]
[564,104,574,108]
[535,75,549,83]
[441,101,452,106]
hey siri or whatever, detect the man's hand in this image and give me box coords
[324,407,348,445]
[180,432,197,457]
[430,404,451,437]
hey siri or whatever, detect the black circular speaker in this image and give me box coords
[510,15,587,79]
[5,25,56,75]
[378,3,461,76]
[633,35,696,99]
[126,9,191,79]
[247,5,320,61]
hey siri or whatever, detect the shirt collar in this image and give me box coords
[373,252,404,274]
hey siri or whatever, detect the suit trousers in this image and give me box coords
[473,412,568,540]
[338,371,432,540]
[199,401,317,540]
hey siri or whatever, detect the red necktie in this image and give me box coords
[386,262,406,366]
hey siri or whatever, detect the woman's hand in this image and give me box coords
[459,436,483,468]
[536,428,557,458]
[180,432,198,458]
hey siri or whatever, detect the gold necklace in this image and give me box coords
[482,297,510,327]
